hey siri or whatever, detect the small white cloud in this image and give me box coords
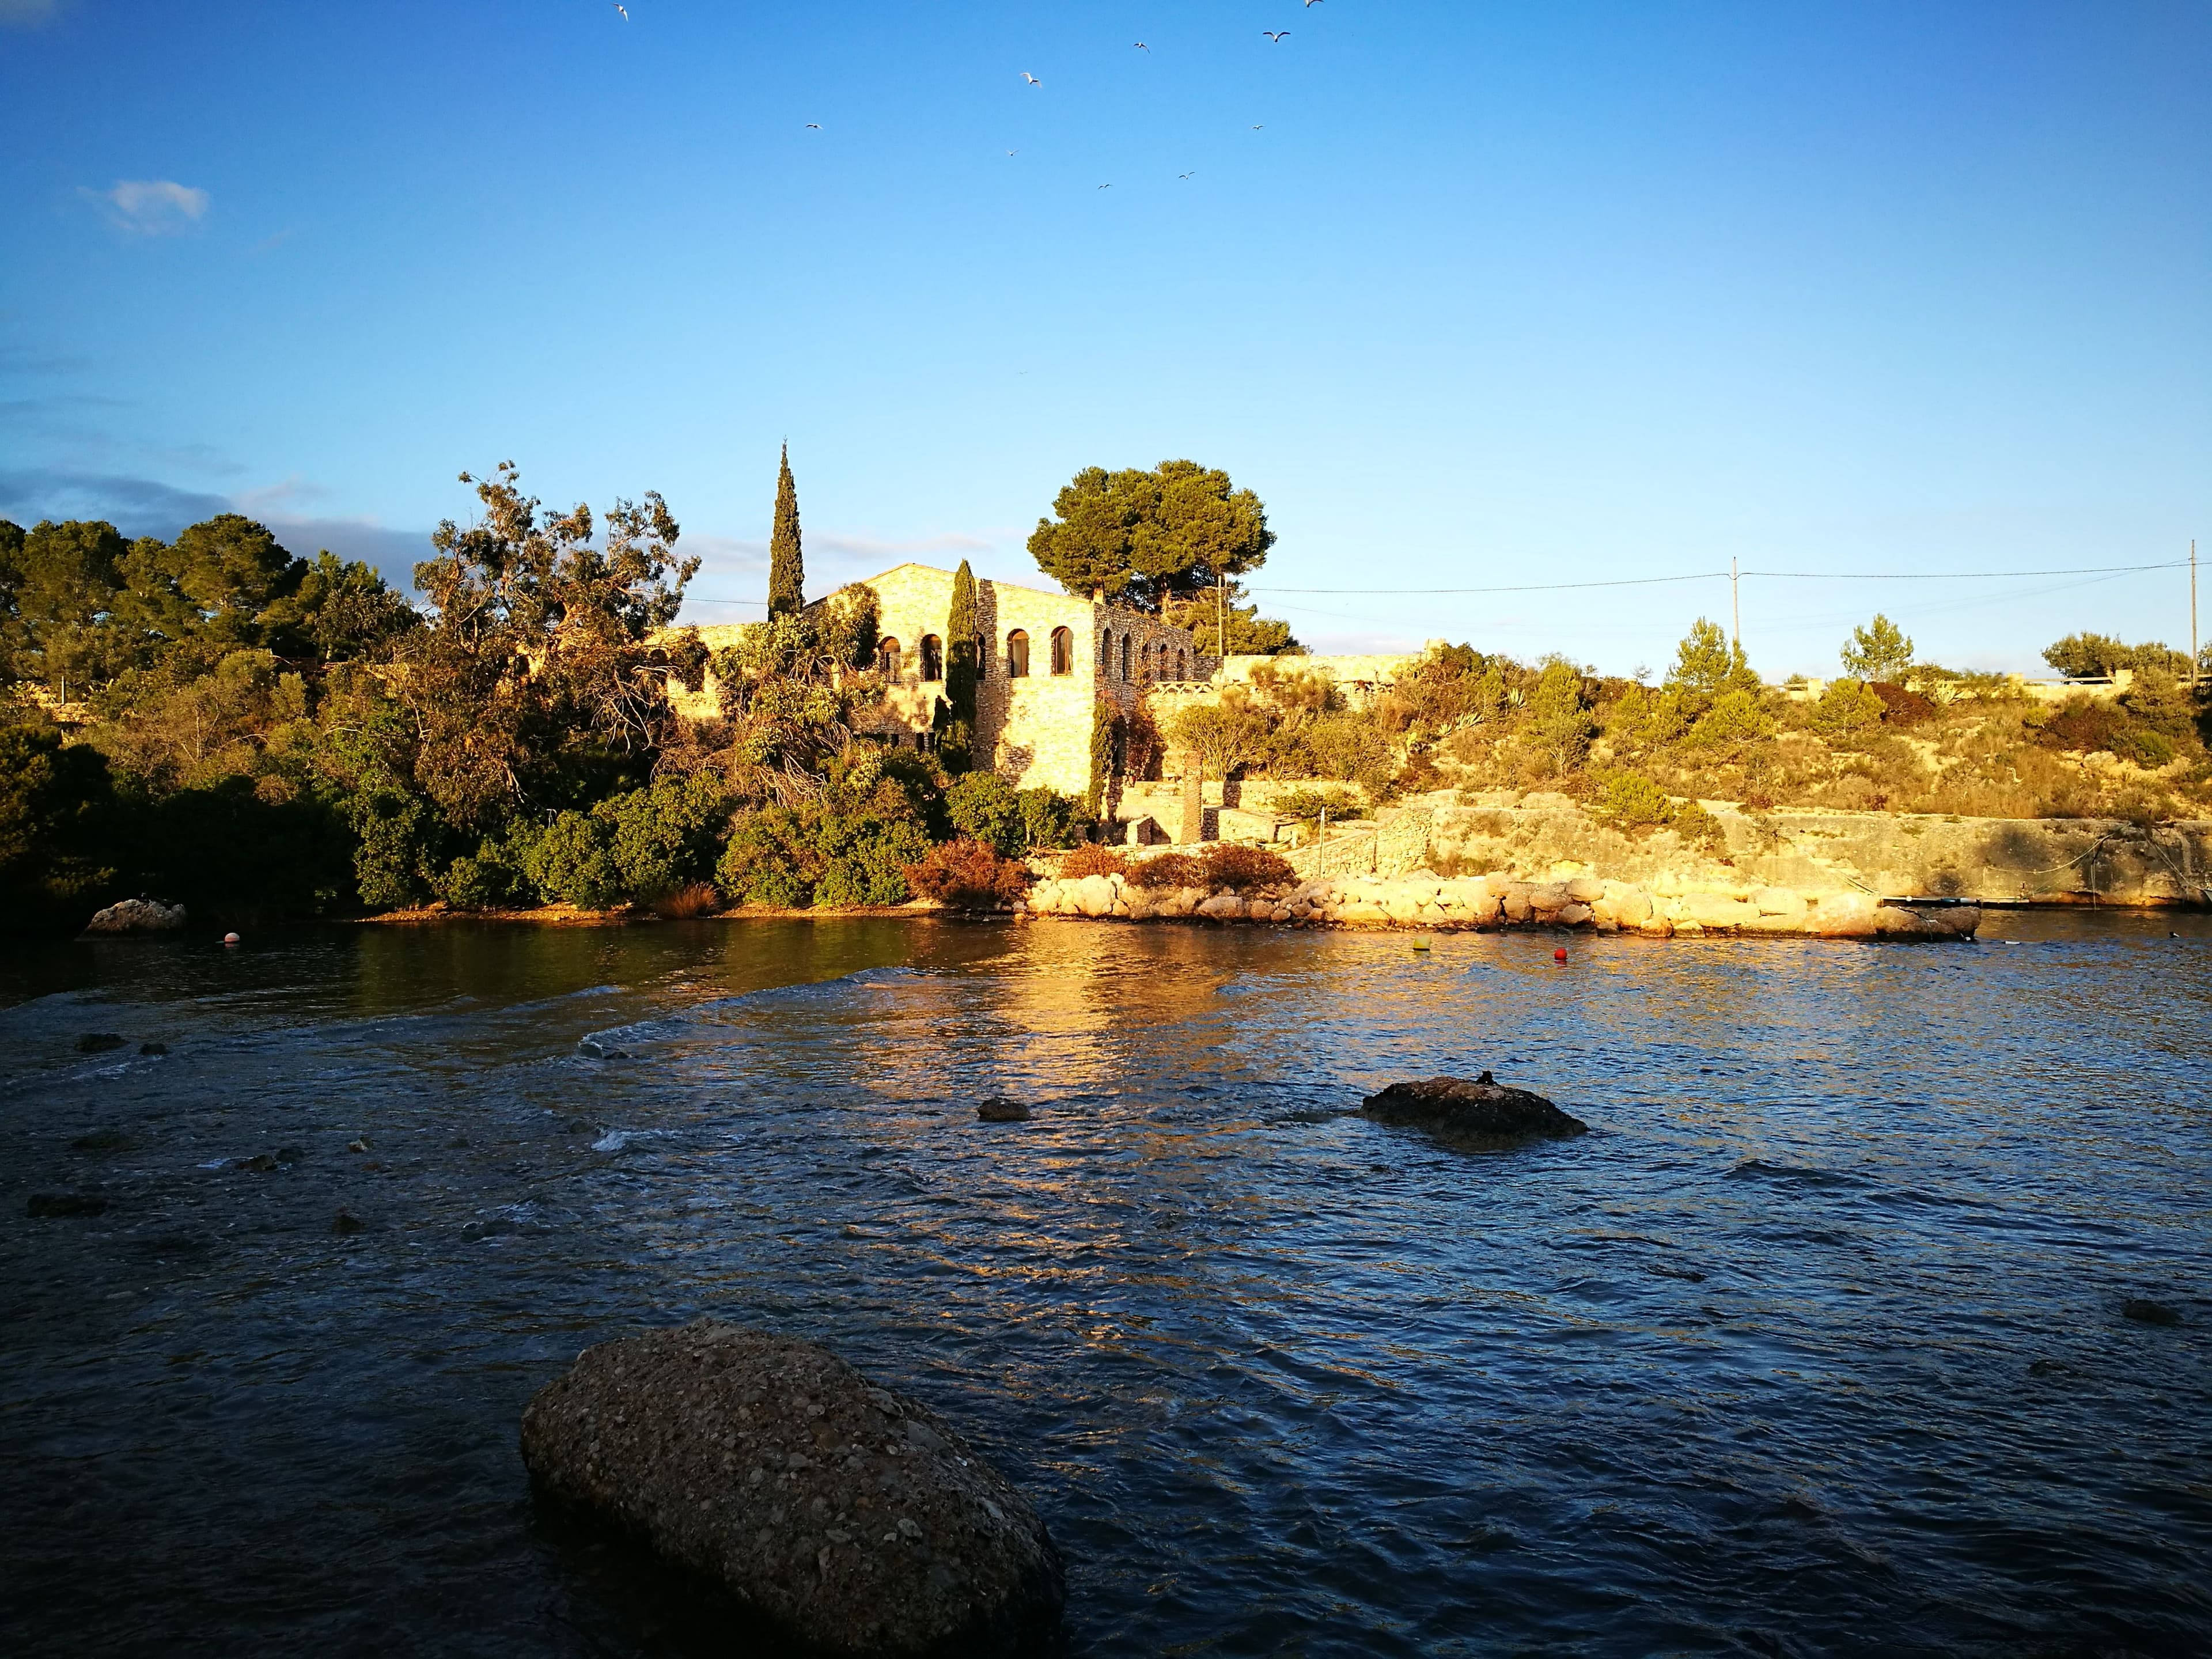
[0,0,60,27]
[86,179,210,237]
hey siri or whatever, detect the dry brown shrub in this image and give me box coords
[650,882,723,919]
[1126,851,1207,889]
[1200,844,1298,891]
[906,839,1029,908]
[1056,844,1130,880]
[1871,682,1939,726]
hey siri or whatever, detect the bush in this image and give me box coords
[1270,785,1364,825]
[1683,688,1774,748]
[527,809,626,907]
[1019,786,1092,850]
[906,838,1028,908]
[0,724,122,934]
[1869,682,1937,727]
[650,881,722,918]
[1671,800,1728,853]
[1127,851,1207,889]
[1056,844,1130,879]
[441,836,532,910]
[946,772,1025,855]
[717,799,930,908]
[1806,679,1885,739]
[1200,843,1296,891]
[1592,770,1676,830]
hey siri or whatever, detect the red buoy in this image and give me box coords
[1554,946,1568,963]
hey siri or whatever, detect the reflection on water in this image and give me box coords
[3,914,2209,1657]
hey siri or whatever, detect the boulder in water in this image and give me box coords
[74,1033,126,1054]
[1361,1074,1589,1139]
[520,1320,1064,1658]
[83,897,187,935]
[2123,1298,2181,1327]
[975,1099,1032,1123]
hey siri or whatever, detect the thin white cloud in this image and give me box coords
[86,179,210,237]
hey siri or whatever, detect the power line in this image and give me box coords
[1252,558,2188,597]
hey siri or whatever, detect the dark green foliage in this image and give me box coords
[1524,658,1597,772]
[946,771,1091,855]
[2042,632,2188,680]
[520,773,729,908]
[1840,614,1913,683]
[714,748,934,908]
[1086,702,1120,816]
[936,560,979,772]
[1028,460,1275,611]
[1160,585,1300,656]
[1664,619,1759,718]
[1806,679,1885,739]
[1592,770,1676,831]
[347,787,438,911]
[1682,687,1774,748]
[1671,800,1728,852]
[768,444,804,620]
[139,777,358,926]
[0,724,120,933]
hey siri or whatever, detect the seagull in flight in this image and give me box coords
[612,2,627,16]
[1097,183,1112,190]
[1021,72,1041,85]
[805,123,821,129]
[1005,149,1018,156]
[1134,41,1150,52]
[1177,171,1196,179]
[1263,31,1289,42]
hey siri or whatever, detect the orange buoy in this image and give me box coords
[1554,946,1567,963]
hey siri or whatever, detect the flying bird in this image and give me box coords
[1097,183,1112,190]
[1021,72,1041,85]
[1251,124,1265,129]
[1263,31,1289,42]
[1005,149,1018,156]
[1177,171,1196,179]
[612,2,627,16]
[1134,41,1150,51]
[805,123,821,129]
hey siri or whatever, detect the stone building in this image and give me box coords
[850,563,1212,797]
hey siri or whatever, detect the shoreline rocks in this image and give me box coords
[520,1321,1064,1658]
[1362,1075,1589,1140]
[1018,866,1980,940]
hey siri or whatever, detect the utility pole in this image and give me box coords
[1217,570,1226,662]
[1729,557,1741,651]
[2192,539,2199,688]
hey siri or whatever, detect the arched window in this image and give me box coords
[1177,649,1189,679]
[1120,634,1131,680]
[919,634,942,681]
[1006,629,1029,678]
[1099,630,1112,679]
[876,637,901,676]
[1050,626,1074,675]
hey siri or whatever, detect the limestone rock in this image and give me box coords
[1361,1075,1589,1139]
[1753,887,1807,918]
[1555,902,1593,927]
[1070,874,1118,919]
[1681,892,1756,930]
[1565,875,1605,903]
[83,897,187,935]
[520,1321,1065,1658]
[1805,892,1878,938]
[1196,894,1246,920]
[1527,881,1571,913]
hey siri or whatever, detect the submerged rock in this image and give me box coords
[74,1033,126,1054]
[27,1192,108,1218]
[975,1099,1032,1123]
[520,1321,1064,1658]
[1361,1075,1589,1139]
[2122,1298,2181,1327]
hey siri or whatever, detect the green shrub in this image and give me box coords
[715,798,929,908]
[1018,786,1092,850]
[600,772,728,898]
[1806,679,1885,739]
[528,809,625,907]
[946,772,1024,854]
[1269,785,1363,824]
[1683,688,1774,748]
[0,724,121,934]
[1592,770,1676,830]
[1672,800,1728,853]
[440,836,532,910]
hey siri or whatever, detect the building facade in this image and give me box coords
[854,563,1211,797]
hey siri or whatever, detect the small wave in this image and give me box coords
[1727,1158,1865,1188]
[578,964,931,1057]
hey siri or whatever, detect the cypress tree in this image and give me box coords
[767,444,804,619]
[938,560,980,772]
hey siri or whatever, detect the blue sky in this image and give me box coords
[2,0,2205,675]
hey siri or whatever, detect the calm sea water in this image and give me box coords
[3,912,2208,1658]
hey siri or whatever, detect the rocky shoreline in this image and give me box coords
[1018,868,1982,939]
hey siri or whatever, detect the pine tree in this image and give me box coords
[767,444,804,619]
[936,559,980,772]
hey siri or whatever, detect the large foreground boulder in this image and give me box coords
[520,1321,1063,1658]
[1362,1074,1589,1139]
